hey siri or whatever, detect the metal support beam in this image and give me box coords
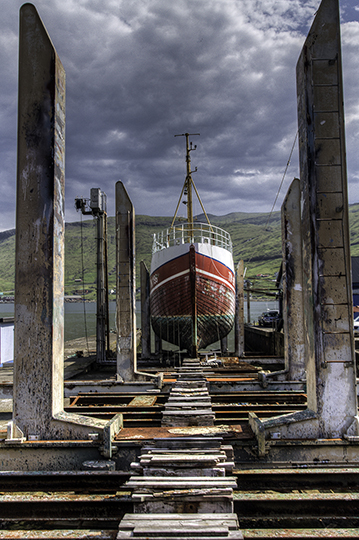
[96,210,107,363]
[235,260,245,357]
[140,261,151,359]
[189,245,198,358]
[220,336,228,356]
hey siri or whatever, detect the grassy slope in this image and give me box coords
[1,203,359,296]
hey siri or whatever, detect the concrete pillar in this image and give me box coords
[249,0,358,445]
[116,181,137,380]
[234,260,245,357]
[11,4,120,446]
[140,261,151,359]
[297,0,358,437]
[281,179,306,381]
[14,2,66,439]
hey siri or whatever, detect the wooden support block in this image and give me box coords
[132,523,229,536]
[126,476,237,489]
[141,467,226,477]
[162,409,215,416]
[119,513,239,526]
[168,396,211,402]
[141,448,226,455]
[152,437,223,448]
[132,496,234,514]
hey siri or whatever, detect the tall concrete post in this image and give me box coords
[297,0,358,437]
[13,4,66,439]
[249,0,358,445]
[11,4,120,447]
[234,260,245,357]
[281,179,306,381]
[116,181,137,380]
[140,261,151,359]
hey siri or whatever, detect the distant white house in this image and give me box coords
[0,317,14,366]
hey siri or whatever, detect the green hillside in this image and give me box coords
[1,203,359,298]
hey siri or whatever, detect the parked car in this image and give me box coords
[258,310,280,327]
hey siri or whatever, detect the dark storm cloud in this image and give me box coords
[0,0,358,230]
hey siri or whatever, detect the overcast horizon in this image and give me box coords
[1,0,359,232]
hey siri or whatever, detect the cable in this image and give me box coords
[264,131,298,231]
[242,131,298,268]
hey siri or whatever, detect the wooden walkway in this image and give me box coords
[117,358,244,539]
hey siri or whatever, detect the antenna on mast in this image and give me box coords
[172,133,200,230]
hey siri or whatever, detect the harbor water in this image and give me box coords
[0,300,278,344]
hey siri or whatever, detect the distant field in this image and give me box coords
[1,203,359,299]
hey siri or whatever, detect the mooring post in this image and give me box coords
[11,4,120,443]
[140,261,151,359]
[281,179,306,381]
[116,181,137,380]
[235,260,245,357]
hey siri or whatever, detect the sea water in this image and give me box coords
[0,299,278,345]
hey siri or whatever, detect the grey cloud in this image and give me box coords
[0,0,358,230]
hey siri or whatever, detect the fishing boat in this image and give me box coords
[150,133,236,357]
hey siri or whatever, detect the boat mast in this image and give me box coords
[174,132,200,235]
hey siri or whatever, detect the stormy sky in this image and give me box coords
[1,0,359,231]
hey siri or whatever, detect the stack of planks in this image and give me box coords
[116,358,243,539]
[161,358,215,427]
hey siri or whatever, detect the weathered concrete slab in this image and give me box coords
[12,4,114,445]
[281,179,306,382]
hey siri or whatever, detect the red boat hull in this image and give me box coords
[150,243,235,351]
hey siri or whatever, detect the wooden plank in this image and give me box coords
[141,448,226,455]
[152,437,223,447]
[128,396,157,407]
[120,513,238,521]
[132,523,229,536]
[162,410,214,416]
[127,476,236,485]
[118,530,245,540]
[141,467,226,477]
[132,488,234,497]
[140,454,225,462]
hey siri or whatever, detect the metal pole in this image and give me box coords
[96,212,106,363]
[235,260,245,357]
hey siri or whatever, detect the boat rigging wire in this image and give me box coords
[80,212,90,356]
[243,131,298,268]
[264,131,298,231]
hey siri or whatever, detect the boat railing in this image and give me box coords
[152,222,232,254]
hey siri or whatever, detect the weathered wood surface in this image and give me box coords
[117,512,244,539]
[152,437,223,448]
[117,364,242,538]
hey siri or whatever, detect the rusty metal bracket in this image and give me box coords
[5,420,25,444]
[248,412,267,458]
